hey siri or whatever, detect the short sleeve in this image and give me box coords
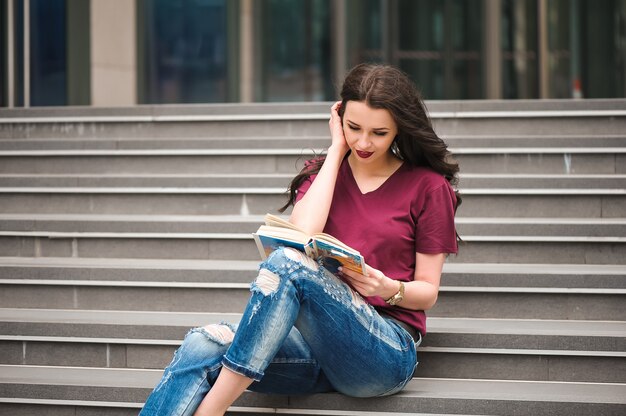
[295,175,315,203]
[414,183,458,254]
[294,158,321,203]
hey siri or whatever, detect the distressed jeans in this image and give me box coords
[139,247,419,416]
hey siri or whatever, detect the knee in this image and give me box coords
[265,247,319,272]
[254,248,320,296]
[178,324,235,359]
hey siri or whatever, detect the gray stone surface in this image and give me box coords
[1,101,625,414]
[0,341,23,365]
[23,341,113,367]
[429,292,625,320]
[3,234,626,264]
[453,241,626,264]
[2,192,622,217]
[454,153,617,174]
[0,152,620,175]
[125,344,176,369]
[1,283,623,320]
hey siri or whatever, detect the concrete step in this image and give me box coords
[1,173,625,189]
[2,334,624,383]
[1,257,624,289]
[1,213,625,237]
[2,309,624,351]
[1,227,624,264]
[0,189,623,218]
[1,365,624,415]
[1,336,624,384]
[0,148,624,175]
[1,134,625,151]
[1,309,624,383]
[0,278,623,320]
[1,101,625,138]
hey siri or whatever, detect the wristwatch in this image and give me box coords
[385,281,405,306]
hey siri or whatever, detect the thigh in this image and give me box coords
[292,266,418,397]
[247,326,334,395]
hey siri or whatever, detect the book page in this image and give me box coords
[313,233,356,252]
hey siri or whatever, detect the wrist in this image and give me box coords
[384,279,405,306]
[327,145,349,160]
[381,276,399,299]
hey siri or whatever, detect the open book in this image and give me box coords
[253,213,366,275]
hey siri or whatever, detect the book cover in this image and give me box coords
[253,214,366,275]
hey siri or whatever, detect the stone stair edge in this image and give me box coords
[1,147,625,156]
[1,308,625,334]
[2,135,626,151]
[0,98,625,117]
[2,334,625,360]
[3,213,626,223]
[1,172,625,178]
[2,219,626,239]
[0,99,623,118]
[2,279,624,295]
[2,230,625,243]
[0,257,624,274]
[1,187,624,195]
[2,178,625,189]
[1,365,625,408]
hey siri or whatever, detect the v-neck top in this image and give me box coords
[295,157,458,335]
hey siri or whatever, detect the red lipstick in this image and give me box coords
[356,150,373,159]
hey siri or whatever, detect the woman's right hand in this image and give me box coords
[329,101,350,156]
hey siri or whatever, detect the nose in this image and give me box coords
[357,133,372,149]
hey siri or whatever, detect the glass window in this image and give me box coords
[1,1,5,107]
[13,0,23,107]
[582,0,626,98]
[30,0,67,106]
[396,0,483,99]
[502,0,538,98]
[257,0,332,102]
[546,0,571,98]
[345,0,383,66]
[139,0,232,104]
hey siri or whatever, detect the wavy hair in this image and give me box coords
[280,63,461,217]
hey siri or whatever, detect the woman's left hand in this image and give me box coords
[339,264,396,299]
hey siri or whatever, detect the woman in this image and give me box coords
[140,63,460,416]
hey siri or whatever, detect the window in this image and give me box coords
[139,0,235,104]
[257,0,332,101]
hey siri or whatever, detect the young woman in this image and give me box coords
[139,63,460,416]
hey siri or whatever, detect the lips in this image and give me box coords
[356,150,373,159]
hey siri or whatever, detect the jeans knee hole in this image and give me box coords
[254,269,280,296]
[202,324,235,345]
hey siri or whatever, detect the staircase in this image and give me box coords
[0,100,625,415]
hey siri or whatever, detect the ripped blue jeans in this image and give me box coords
[139,247,419,415]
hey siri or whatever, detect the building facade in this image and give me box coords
[1,0,625,107]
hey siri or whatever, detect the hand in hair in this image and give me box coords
[329,101,350,157]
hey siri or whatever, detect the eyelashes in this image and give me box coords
[347,125,388,136]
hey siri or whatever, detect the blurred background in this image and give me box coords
[1,0,625,107]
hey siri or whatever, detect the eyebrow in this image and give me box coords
[346,120,390,131]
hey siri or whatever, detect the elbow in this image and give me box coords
[422,293,438,311]
[418,284,439,310]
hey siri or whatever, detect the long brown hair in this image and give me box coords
[280,63,461,215]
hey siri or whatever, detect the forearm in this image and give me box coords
[289,147,346,234]
[378,277,438,311]
[400,280,439,310]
